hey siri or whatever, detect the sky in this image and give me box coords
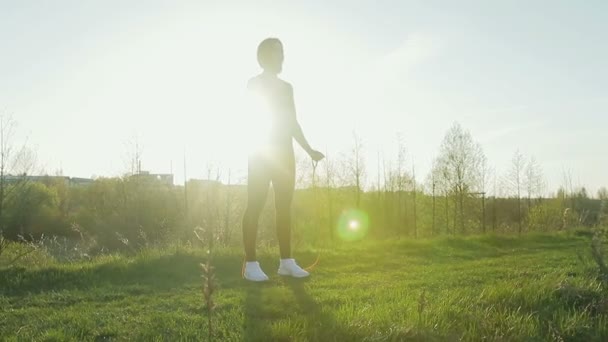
[1,0,607,195]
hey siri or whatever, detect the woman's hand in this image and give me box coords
[308,149,325,162]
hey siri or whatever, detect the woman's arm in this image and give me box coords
[287,84,324,161]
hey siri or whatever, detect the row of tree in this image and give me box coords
[1,115,606,252]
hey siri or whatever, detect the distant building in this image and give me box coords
[131,171,174,186]
[3,175,94,186]
[187,179,222,187]
[68,177,95,186]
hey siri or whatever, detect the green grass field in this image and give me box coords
[1,232,607,341]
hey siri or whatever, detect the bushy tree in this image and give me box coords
[433,123,485,233]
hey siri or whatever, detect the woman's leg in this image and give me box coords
[272,153,296,259]
[242,156,270,261]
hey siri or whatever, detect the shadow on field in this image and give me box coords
[242,282,274,341]
[283,278,364,341]
[240,276,365,341]
[0,248,323,297]
[0,251,244,296]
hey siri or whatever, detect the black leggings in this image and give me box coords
[242,148,295,261]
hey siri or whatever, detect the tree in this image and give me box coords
[323,150,336,243]
[597,187,607,200]
[426,161,438,235]
[123,136,144,229]
[492,169,498,232]
[382,154,394,235]
[0,115,38,237]
[430,155,453,234]
[0,115,17,233]
[221,169,236,245]
[393,134,412,236]
[434,123,485,233]
[124,135,143,176]
[524,156,545,208]
[346,132,365,208]
[412,162,417,238]
[5,181,59,237]
[506,150,525,234]
[598,187,608,226]
[562,168,576,212]
[475,154,492,233]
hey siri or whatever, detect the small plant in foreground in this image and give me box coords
[417,289,427,327]
[201,258,217,341]
[590,229,608,285]
[195,228,218,341]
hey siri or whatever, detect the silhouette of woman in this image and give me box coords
[242,38,324,281]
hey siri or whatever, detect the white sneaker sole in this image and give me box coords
[278,269,310,278]
[244,276,269,282]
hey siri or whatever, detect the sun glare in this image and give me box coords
[337,209,369,241]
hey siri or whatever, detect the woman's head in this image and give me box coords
[257,38,284,74]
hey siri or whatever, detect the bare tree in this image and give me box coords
[396,135,407,233]
[475,154,492,233]
[382,155,393,235]
[184,151,188,218]
[562,168,576,211]
[492,169,498,232]
[426,161,438,236]
[430,158,452,234]
[122,136,144,228]
[524,156,545,209]
[375,150,384,236]
[431,165,436,236]
[412,161,417,238]
[123,135,143,176]
[506,150,525,234]
[434,123,485,233]
[346,132,365,208]
[0,115,16,230]
[323,150,336,243]
[598,187,608,200]
[295,151,313,189]
[222,169,235,245]
[598,187,608,226]
[203,164,222,249]
[0,115,38,235]
[441,165,451,234]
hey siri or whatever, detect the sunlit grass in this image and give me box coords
[1,232,607,341]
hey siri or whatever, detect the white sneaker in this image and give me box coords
[278,258,310,278]
[243,261,269,282]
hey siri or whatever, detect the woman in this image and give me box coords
[242,38,325,281]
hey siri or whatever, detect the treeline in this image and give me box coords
[1,119,606,253]
[0,173,604,248]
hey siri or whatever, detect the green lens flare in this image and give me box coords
[337,209,369,241]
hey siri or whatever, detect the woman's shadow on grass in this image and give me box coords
[243,276,364,341]
[243,282,274,341]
